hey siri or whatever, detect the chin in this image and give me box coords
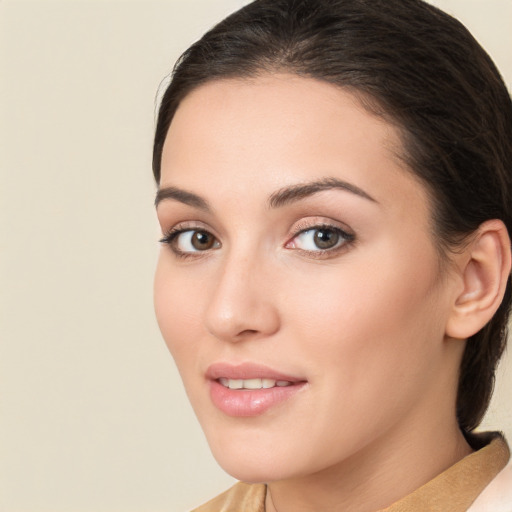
[214,456,287,484]
[206,434,297,484]
[207,432,328,485]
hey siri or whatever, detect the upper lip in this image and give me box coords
[206,362,305,382]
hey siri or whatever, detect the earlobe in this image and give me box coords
[446,220,511,340]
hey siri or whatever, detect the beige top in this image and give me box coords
[191,433,510,512]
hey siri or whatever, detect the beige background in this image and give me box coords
[1,1,510,511]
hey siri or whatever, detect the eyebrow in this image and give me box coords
[155,177,376,210]
[155,186,211,211]
[267,177,377,208]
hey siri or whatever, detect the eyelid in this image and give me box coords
[160,220,206,241]
[289,217,355,240]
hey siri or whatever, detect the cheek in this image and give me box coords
[286,241,445,387]
[273,249,448,466]
[153,256,204,366]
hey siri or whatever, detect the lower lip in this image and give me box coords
[209,380,306,417]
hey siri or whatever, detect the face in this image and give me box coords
[154,75,459,483]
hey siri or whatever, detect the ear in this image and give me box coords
[446,219,511,340]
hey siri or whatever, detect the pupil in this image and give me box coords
[192,231,213,250]
[314,229,338,249]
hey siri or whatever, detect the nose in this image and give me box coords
[204,252,280,343]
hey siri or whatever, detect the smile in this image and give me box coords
[218,378,293,390]
[207,363,306,417]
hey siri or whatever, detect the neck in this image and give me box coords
[265,416,472,512]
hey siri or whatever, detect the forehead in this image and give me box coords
[160,74,429,219]
[164,74,401,162]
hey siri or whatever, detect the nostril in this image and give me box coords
[238,329,259,337]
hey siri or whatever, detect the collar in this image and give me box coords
[381,432,510,511]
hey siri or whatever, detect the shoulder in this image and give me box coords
[191,482,266,512]
[468,461,512,512]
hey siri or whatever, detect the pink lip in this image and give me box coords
[206,362,303,382]
[206,362,307,417]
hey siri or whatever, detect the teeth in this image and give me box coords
[218,378,293,389]
[262,379,276,389]
[244,378,266,389]
[228,379,243,390]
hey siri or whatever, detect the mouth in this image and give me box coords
[217,378,294,390]
[207,363,306,417]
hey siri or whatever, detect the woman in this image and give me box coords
[152,0,512,510]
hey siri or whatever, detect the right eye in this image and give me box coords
[160,228,220,257]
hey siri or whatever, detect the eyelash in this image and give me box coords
[159,224,217,260]
[288,222,355,259]
[159,222,356,260]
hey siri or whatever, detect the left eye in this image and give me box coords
[290,227,351,251]
[160,228,220,255]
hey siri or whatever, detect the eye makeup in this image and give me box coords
[159,217,356,261]
[285,218,356,260]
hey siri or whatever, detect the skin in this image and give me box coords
[154,74,474,511]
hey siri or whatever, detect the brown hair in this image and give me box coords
[153,0,512,432]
